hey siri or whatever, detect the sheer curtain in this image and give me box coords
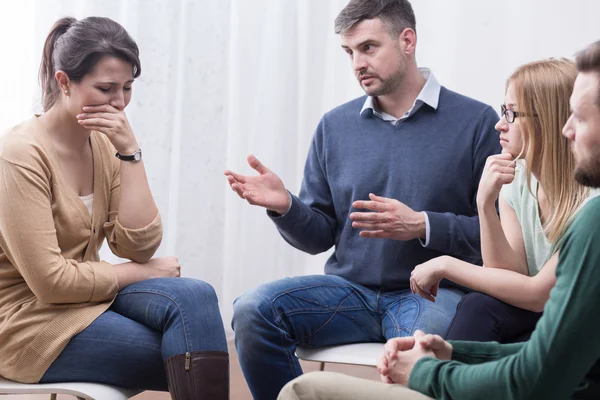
[222,0,357,325]
[0,0,599,335]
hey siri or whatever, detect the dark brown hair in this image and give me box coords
[334,0,416,37]
[576,40,600,107]
[39,16,141,111]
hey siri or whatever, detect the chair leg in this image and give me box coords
[319,362,325,371]
[49,392,85,400]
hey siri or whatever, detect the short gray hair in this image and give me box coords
[334,0,416,37]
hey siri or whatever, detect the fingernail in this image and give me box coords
[82,107,89,111]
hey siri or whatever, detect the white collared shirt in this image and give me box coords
[360,68,441,124]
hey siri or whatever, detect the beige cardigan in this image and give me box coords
[0,116,162,383]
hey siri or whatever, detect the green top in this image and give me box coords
[408,196,600,399]
[501,163,552,276]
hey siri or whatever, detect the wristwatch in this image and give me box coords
[115,148,142,162]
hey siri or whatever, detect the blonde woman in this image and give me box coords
[409,58,588,343]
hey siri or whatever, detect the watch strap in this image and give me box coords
[115,148,142,162]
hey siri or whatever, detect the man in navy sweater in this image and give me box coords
[225,0,500,398]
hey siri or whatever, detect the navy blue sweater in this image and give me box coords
[270,88,501,289]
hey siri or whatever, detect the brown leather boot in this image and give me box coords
[164,351,229,400]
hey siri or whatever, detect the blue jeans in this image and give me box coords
[232,274,464,400]
[40,278,228,390]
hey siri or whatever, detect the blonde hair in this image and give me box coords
[508,58,589,244]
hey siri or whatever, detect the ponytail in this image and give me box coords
[38,16,141,113]
[39,17,76,112]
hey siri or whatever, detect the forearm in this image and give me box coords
[21,259,118,304]
[442,258,546,311]
[270,193,336,255]
[414,211,427,240]
[117,160,159,229]
[424,212,481,261]
[449,341,523,364]
[478,203,526,273]
[112,261,152,289]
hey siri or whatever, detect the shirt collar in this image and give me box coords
[360,68,441,120]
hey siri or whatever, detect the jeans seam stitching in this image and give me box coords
[307,291,365,339]
[280,305,368,314]
[270,283,359,303]
[117,288,193,352]
[390,295,420,335]
[68,337,162,352]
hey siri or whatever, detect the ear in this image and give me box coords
[55,70,71,93]
[398,28,417,55]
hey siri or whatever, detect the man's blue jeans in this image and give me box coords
[232,274,464,399]
[40,277,228,390]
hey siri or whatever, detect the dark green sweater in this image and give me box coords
[409,196,600,399]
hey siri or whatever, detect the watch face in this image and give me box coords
[134,151,141,161]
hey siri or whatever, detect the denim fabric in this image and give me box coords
[40,277,227,390]
[232,274,463,399]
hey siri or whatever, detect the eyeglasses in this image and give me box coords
[500,104,538,124]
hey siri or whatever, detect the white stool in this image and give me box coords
[296,342,385,371]
[0,376,142,400]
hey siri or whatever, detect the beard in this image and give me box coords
[359,51,406,97]
[361,72,402,97]
[574,154,600,188]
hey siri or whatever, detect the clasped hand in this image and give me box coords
[377,330,452,385]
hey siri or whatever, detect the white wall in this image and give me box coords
[413,0,600,109]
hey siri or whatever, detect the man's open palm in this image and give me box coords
[225,155,291,214]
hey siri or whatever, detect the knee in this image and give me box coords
[278,374,312,400]
[278,372,338,400]
[156,278,221,317]
[446,292,506,341]
[130,277,220,307]
[232,290,273,337]
[175,278,219,305]
[456,292,500,316]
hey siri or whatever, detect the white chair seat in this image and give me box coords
[0,376,142,400]
[296,343,385,367]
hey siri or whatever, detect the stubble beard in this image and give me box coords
[574,150,600,188]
